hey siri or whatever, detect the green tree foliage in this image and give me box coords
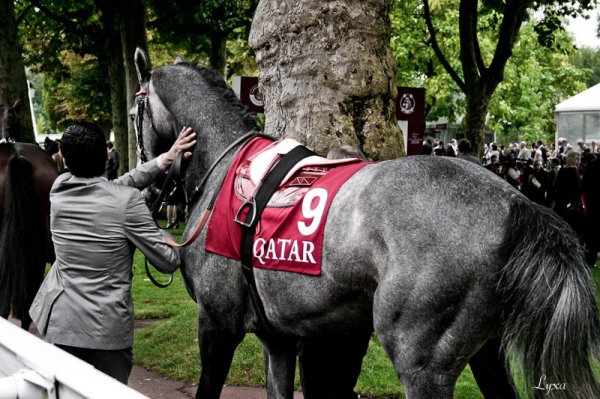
[147,0,259,77]
[488,25,587,145]
[570,46,600,88]
[390,0,592,148]
[416,0,598,156]
[16,0,110,132]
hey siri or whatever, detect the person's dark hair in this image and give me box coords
[327,144,367,161]
[458,139,472,154]
[60,121,107,177]
[107,141,114,150]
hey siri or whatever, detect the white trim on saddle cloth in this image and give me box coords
[235,139,362,207]
[246,139,361,188]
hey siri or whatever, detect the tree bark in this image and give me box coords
[210,31,228,79]
[0,0,35,143]
[118,0,149,170]
[100,0,129,176]
[249,0,403,160]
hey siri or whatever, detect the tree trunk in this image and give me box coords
[0,0,34,143]
[463,85,489,160]
[100,1,129,176]
[249,0,403,160]
[210,31,227,79]
[118,0,148,170]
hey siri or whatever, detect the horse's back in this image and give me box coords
[325,155,516,278]
[254,156,518,334]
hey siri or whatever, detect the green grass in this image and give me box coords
[132,235,600,398]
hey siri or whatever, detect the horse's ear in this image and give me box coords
[12,98,22,113]
[134,47,151,84]
[174,54,183,64]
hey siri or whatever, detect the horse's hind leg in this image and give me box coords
[259,336,296,399]
[298,329,371,399]
[469,337,518,399]
[374,277,498,399]
[195,329,244,399]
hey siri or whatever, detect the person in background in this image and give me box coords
[433,140,447,156]
[590,140,599,155]
[457,139,481,165]
[30,122,196,384]
[583,155,600,266]
[52,139,65,173]
[484,143,499,166]
[445,139,457,157]
[106,140,120,180]
[554,151,584,241]
[421,140,433,155]
[517,141,530,163]
[505,159,522,191]
[536,140,548,166]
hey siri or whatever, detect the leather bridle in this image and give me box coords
[134,88,150,163]
[133,82,271,287]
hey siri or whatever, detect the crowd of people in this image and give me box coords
[422,137,600,266]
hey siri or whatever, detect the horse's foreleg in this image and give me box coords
[258,336,297,399]
[195,329,244,399]
[469,337,518,399]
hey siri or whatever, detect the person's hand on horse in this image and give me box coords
[162,127,197,167]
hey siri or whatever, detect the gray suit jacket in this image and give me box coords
[30,159,180,350]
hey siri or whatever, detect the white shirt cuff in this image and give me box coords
[157,154,168,172]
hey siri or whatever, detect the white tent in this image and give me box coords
[555,83,600,145]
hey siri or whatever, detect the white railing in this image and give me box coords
[0,317,148,399]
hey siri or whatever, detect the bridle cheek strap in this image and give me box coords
[135,89,149,163]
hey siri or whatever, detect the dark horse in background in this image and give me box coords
[133,48,600,399]
[0,100,58,329]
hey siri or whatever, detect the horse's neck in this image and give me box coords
[183,128,249,206]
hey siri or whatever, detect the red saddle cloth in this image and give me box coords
[205,137,368,275]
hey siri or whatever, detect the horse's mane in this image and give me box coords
[157,62,258,131]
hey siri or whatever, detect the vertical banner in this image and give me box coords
[396,87,425,156]
[232,76,264,113]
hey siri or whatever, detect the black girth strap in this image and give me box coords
[239,145,315,335]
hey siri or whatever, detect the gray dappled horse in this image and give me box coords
[132,48,600,399]
[0,101,57,329]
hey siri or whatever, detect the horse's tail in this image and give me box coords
[0,154,45,325]
[498,197,600,398]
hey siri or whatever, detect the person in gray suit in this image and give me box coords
[29,121,196,384]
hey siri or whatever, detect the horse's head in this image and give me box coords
[132,47,258,165]
[131,48,178,164]
[0,99,22,141]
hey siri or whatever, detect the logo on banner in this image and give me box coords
[249,85,263,107]
[400,93,416,115]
